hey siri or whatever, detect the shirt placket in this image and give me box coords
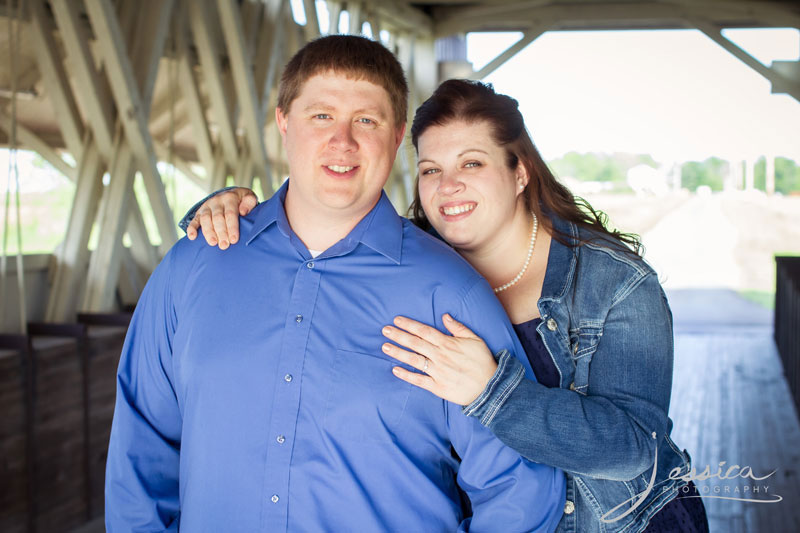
[261,258,322,530]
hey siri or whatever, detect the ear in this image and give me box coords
[394,123,407,150]
[515,161,529,195]
[276,107,289,139]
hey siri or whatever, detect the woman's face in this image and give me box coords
[417,120,528,252]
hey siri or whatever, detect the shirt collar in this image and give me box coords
[244,179,403,264]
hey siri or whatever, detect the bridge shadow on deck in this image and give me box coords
[667,289,800,533]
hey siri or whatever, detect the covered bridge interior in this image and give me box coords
[1,1,799,531]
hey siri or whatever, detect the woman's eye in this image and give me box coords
[464,161,482,168]
[421,168,440,176]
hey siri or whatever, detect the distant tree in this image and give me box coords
[754,156,766,191]
[680,157,727,191]
[775,157,800,194]
[548,151,655,183]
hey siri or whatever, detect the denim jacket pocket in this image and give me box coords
[568,325,603,395]
[324,349,412,443]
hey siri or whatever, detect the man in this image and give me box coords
[105,35,564,531]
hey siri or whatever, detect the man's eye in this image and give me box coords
[357,118,375,125]
[313,113,331,120]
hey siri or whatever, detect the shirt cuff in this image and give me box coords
[462,349,525,427]
[178,186,244,232]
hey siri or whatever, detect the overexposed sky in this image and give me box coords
[467,29,800,162]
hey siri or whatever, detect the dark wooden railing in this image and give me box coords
[0,313,131,533]
[775,256,800,414]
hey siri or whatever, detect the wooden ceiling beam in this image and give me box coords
[188,0,239,169]
[50,0,115,159]
[28,0,85,159]
[216,0,271,182]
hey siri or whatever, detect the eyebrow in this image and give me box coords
[418,149,489,166]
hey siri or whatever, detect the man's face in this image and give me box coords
[276,71,405,223]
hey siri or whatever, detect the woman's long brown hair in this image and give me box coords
[408,79,642,256]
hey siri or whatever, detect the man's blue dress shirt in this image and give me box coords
[105,181,565,532]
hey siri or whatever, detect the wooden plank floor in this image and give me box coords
[668,289,800,533]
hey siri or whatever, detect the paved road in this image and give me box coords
[642,194,743,289]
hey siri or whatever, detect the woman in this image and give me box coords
[182,80,707,533]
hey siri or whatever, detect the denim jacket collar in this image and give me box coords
[538,214,579,312]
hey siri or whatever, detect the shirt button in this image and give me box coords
[295,314,303,323]
[306,261,314,269]
[271,494,279,503]
[652,431,657,439]
[276,435,285,444]
[284,374,293,382]
[569,382,576,391]
[564,500,575,515]
[547,318,558,331]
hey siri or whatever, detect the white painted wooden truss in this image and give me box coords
[0,0,437,325]
[1,0,798,329]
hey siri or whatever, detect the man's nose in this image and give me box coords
[329,122,358,151]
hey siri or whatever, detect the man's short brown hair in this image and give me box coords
[277,35,408,128]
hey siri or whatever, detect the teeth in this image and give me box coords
[328,165,355,173]
[442,204,475,216]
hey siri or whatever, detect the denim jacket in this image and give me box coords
[463,215,692,533]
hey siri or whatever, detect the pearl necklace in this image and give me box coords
[493,211,538,293]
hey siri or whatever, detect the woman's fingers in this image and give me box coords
[382,325,435,357]
[392,316,447,346]
[197,208,218,246]
[186,217,201,240]
[239,191,259,215]
[443,313,479,339]
[391,366,436,392]
[211,206,231,249]
[382,342,428,372]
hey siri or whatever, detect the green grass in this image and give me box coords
[738,290,775,310]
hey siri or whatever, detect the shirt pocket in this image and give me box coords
[323,348,412,443]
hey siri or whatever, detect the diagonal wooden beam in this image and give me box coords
[348,1,363,35]
[690,16,800,102]
[28,0,85,160]
[153,140,207,189]
[84,0,178,253]
[0,111,76,180]
[327,1,342,34]
[303,0,320,40]
[46,138,104,321]
[81,137,137,311]
[50,0,115,159]
[175,37,215,175]
[474,24,549,80]
[216,0,271,185]
[189,0,239,169]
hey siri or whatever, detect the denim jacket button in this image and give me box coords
[569,382,576,391]
[546,318,557,331]
[573,343,579,355]
[564,500,575,515]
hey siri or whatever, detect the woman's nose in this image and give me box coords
[438,171,465,195]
